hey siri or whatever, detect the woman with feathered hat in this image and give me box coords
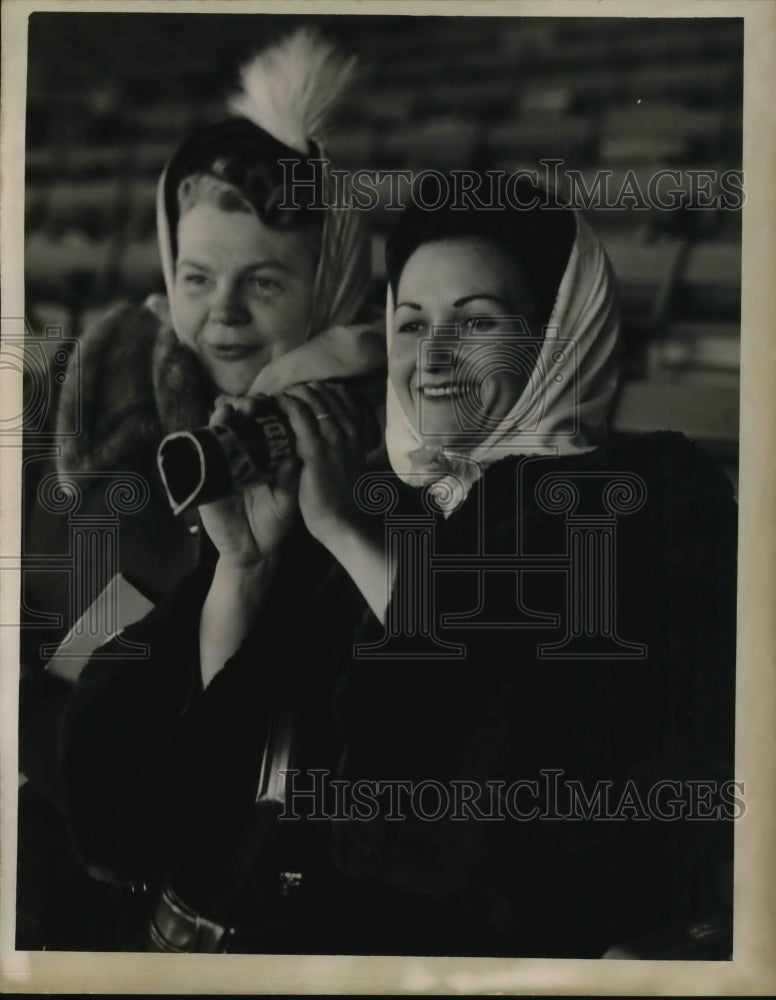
[24,27,380,663]
[19,27,383,949]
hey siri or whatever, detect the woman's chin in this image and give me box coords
[417,428,474,453]
[210,369,262,398]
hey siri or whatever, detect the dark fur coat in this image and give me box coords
[18,299,217,949]
[20,300,211,803]
[57,295,212,477]
[25,298,212,663]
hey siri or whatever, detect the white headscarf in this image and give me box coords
[385,212,621,510]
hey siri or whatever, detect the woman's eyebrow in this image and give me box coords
[243,260,292,274]
[178,258,213,272]
[454,293,509,308]
[178,258,291,274]
[395,301,422,311]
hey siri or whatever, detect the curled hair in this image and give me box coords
[178,173,254,217]
[386,175,577,329]
[177,152,324,234]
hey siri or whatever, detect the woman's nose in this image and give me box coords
[210,282,250,325]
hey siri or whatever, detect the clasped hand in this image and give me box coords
[199,381,375,567]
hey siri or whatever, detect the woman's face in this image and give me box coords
[390,238,540,450]
[172,202,317,396]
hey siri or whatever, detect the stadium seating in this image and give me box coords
[483,113,595,163]
[377,116,481,170]
[22,13,742,457]
[44,180,126,239]
[117,238,164,298]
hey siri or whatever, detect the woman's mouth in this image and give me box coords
[207,344,260,362]
[418,381,467,400]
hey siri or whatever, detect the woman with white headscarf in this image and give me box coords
[275,175,736,957]
[24,27,378,672]
[62,175,737,957]
[24,27,382,950]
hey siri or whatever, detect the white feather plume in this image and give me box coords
[229,27,358,153]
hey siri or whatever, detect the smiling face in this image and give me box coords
[390,238,541,451]
[172,202,318,396]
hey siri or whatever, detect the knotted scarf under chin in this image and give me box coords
[384,213,621,512]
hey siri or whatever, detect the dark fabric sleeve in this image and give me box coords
[626,434,738,926]
[627,440,737,750]
[60,532,363,890]
[329,536,515,900]
[19,671,75,808]
[664,435,737,778]
[59,562,214,885]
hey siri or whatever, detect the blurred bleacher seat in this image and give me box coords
[378,116,481,170]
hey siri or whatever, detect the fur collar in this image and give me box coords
[57,297,211,476]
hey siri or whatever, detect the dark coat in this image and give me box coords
[18,296,386,950]
[60,431,737,957]
[18,301,215,950]
[20,301,210,798]
[22,300,210,661]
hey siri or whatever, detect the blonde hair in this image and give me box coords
[175,167,322,264]
[177,172,255,218]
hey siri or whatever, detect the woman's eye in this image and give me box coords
[250,275,283,294]
[397,320,426,334]
[183,273,208,287]
[465,316,497,333]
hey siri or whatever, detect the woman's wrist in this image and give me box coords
[215,552,272,576]
[199,553,278,689]
[211,552,277,610]
[308,508,363,553]
[313,514,393,624]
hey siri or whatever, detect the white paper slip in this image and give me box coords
[44,573,155,683]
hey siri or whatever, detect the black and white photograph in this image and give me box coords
[1,0,774,993]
